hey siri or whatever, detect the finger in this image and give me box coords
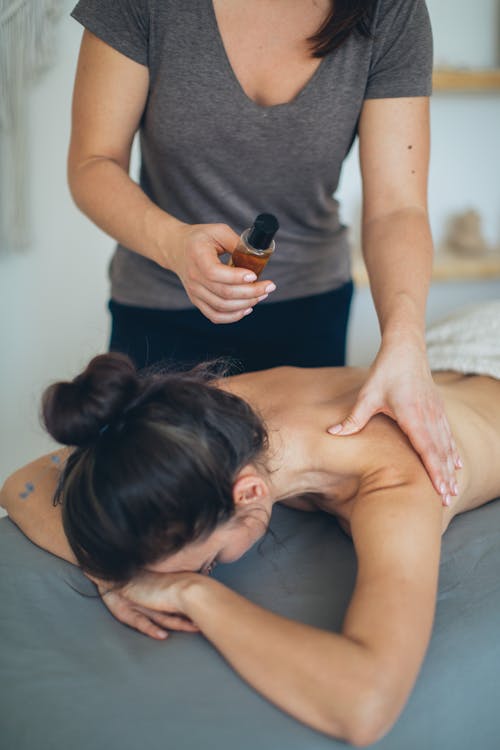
[398,411,452,499]
[196,249,261,285]
[151,614,199,632]
[447,454,458,495]
[124,610,169,640]
[201,262,277,291]
[134,606,199,632]
[438,414,459,494]
[204,278,276,302]
[194,283,270,313]
[328,393,379,436]
[196,299,255,325]
[208,222,241,255]
[413,439,447,498]
[449,435,463,470]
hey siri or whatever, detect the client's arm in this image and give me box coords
[123,464,443,745]
[0,451,77,564]
[0,452,201,638]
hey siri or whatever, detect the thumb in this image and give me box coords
[210,223,240,255]
[328,397,377,436]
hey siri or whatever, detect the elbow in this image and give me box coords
[342,683,398,747]
[321,680,398,747]
[67,145,97,208]
[67,151,93,209]
[67,154,84,210]
[346,724,388,748]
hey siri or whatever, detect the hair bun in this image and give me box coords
[42,353,139,446]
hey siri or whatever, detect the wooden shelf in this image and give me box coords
[352,253,500,287]
[433,68,500,92]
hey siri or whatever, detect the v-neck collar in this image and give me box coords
[206,0,330,113]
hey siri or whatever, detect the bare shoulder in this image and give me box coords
[322,411,434,495]
[313,409,448,530]
[225,366,368,412]
[1,450,69,526]
[1,449,76,564]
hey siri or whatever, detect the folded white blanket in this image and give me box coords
[426,300,500,380]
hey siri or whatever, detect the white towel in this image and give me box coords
[426,300,500,380]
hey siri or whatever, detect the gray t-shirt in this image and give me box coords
[72,0,432,310]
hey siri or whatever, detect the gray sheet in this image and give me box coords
[1,500,499,750]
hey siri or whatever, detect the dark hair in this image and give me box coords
[309,0,377,57]
[42,354,268,583]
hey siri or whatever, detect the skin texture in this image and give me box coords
[67,0,457,498]
[2,367,500,745]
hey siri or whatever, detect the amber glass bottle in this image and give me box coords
[230,213,279,278]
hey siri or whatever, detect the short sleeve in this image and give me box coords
[71,0,150,67]
[364,0,433,99]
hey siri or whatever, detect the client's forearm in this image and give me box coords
[180,577,381,744]
[0,451,77,564]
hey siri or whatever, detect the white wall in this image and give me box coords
[427,0,499,68]
[0,3,114,484]
[1,0,499,491]
[339,91,500,365]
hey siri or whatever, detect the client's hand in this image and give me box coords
[93,574,200,640]
[328,336,462,504]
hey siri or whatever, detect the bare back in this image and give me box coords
[225,366,500,530]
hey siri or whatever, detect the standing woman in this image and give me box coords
[68,0,459,499]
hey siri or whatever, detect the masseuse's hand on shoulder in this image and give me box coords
[167,221,276,324]
[69,31,274,325]
[328,97,461,503]
[328,335,461,505]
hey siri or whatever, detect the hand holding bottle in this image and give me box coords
[167,218,278,324]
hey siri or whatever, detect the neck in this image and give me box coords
[263,418,348,510]
[217,369,362,509]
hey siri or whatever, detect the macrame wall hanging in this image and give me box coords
[0,0,63,252]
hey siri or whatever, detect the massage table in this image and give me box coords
[1,499,499,749]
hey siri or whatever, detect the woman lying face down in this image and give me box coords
[41,354,275,584]
[3,348,500,746]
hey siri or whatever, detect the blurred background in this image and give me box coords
[1,0,499,490]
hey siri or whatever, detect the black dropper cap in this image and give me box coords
[247,213,279,250]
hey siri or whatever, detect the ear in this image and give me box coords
[232,467,269,508]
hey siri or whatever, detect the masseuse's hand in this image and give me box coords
[167,222,276,323]
[93,574,200,640]
[328,336,462,505]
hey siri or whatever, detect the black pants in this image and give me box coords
[109,281,354,373]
